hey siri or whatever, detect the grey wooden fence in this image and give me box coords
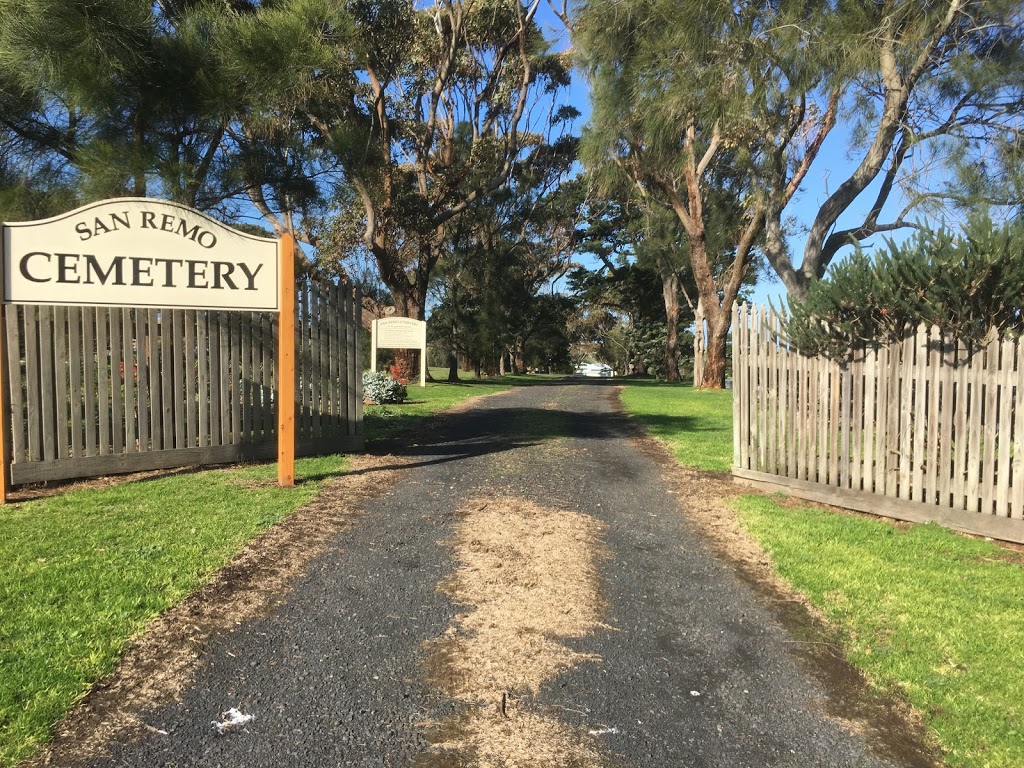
[4,280,363,485]
[732,303,1024,544]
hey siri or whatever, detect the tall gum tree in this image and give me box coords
[280,0,572,321]
[574,0,1023,386]
[766,0,1024,296]
[575,0,822,387]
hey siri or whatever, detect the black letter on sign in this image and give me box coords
[20,252,52,282]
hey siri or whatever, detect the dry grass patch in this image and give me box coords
[424,497,608,768]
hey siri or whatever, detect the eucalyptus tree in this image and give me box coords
[574,0,1024,388]
[576,0,811,387]
[764,0,1024,296]
[283,0,574,321]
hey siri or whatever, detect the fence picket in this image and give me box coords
[230,311,241,445]
[109,309,124,454]
[39,308,56,461]
[96,309,111,455]
[934,333,953,509]
[329,286,340,437]
[919,326,937,505]
[320,289,331,438]
[340,288,352,436]
[263,313,275,440]
[861,348,875,493]
[184,310,197,448]
[966,337,989,513]
[198,311,210,448]
[144,309,159,450]
[908,325,926,502]
[815,354,827,484]
[983,334,1003,516]
[1011,342,1024,519]
[760,307,770,471]
[896,332,914,500]
[67,308,84,460]
[953,340,971,511]
[309,287,322,440]
[52,309,70,462]
[123,309,137,453]
[995,338,1014,518]
[171,310,185,450]
[157,310,172,450]
[872,344,887,495]
[849,354,862,491]
[352,286,363,435]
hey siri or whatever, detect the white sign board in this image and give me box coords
[2,198,279,310]
[371,317,427,387]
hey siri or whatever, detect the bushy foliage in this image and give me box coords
[362,370,408,404]
[783,216,1024,358]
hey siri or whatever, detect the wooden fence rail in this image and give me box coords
[732,303,1024,544]
[4,280,363,485]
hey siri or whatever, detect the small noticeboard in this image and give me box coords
[371,317,427,387]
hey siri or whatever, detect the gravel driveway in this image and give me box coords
[64,379,935,768]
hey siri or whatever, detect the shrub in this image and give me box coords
[362,370,408,404]
[783,215,1024,358]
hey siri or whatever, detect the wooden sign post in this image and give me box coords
[277,233,296,487]
[0,237,8,504]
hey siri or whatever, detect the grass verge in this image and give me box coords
[733,495,1024,768]
[618,379,733,472]
[1,371,540,766]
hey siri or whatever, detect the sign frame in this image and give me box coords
[370,317,428,388]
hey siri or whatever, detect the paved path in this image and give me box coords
[88,380,921,767]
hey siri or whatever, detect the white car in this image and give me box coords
[575,362,614,377]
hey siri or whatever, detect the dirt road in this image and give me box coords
[45,380,937,767]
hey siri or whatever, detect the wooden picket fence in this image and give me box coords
[732,303,1024,544]
[4,279,363,486]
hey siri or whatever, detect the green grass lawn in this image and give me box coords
[0,371,541,767]
[618,379,733,472]
[735,495,1024,768]
[616,378,1024,768]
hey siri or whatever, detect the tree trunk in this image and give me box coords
[447,319,460,382]
[447,349,460,382]
[661,270,682,382]
[514,341,526,373]
[699,305,730,389]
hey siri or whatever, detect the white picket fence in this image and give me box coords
[731,303,1024,544]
